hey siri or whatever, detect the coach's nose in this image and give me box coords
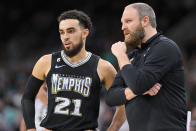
[121,23,128,31]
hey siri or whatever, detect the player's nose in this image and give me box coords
[62,33,70,41]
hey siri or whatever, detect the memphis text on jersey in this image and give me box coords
[51,74,92,97]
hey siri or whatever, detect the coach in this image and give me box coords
[106,2,187,131]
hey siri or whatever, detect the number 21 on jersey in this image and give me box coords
[54,97,82,116]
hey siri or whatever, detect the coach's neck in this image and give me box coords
[142,26,157,43]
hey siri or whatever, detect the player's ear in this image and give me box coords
[82,29,89,39]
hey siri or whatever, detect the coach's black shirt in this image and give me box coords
[108,33,187,131]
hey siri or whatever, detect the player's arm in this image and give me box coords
[20,118,26,131]
[20,117,51,131]
[21,54,51,131]
[97,59,126,131]
[36,82,48,107]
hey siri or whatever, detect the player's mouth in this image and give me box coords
[64,41,71,48]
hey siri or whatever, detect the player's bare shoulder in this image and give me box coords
[32,54,52,80]
[97,58,117,89]
[39,54,52,66]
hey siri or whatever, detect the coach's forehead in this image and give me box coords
[125,4,134,9]
[121,6,139,22]
[124,5,139,15]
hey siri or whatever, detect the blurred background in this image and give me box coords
[0,0,196,131]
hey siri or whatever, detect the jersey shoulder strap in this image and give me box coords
[50,51,61,69]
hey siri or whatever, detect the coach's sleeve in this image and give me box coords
[106,71,127,106]
[120,41,180,95]
[21,75,44,129]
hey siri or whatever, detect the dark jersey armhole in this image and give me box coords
[46,51,61,78]
[92,54,101,85]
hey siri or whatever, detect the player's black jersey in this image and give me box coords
[40,50,101,131]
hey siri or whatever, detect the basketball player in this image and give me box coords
[21,10,127,131]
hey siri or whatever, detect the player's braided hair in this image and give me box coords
[58,10,92,31]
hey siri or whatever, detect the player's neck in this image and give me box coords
[66,49,88,64]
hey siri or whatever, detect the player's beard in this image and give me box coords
[63,36,83,57]
[124,22,145,49]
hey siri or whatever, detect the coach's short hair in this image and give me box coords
[58,10,92,31]
[131,3,157,28]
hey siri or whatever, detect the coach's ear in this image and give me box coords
[141,16,150,27]
[82,29,89,40]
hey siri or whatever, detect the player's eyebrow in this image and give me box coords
[66,27,75,30]
[59,27,75,32]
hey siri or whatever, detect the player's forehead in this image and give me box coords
[59,19,80,30]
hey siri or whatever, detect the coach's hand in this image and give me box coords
[125,88,137,100]
[111,41,127,57]
[111,41,131,69]
[143,83,162,96]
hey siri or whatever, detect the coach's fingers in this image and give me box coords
[151,86,159,95]
[143,90,154,96]
[149,88,157,96]
[154,83,162,90]
[143,83,162,96]
[150,83,162,95]
[144,90,153,96]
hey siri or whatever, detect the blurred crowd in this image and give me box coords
[0,0,196,131]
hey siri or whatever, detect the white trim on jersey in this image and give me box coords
[61,50,92,68]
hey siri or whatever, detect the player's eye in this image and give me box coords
[59,31,64,35]
[67,29,75,34]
